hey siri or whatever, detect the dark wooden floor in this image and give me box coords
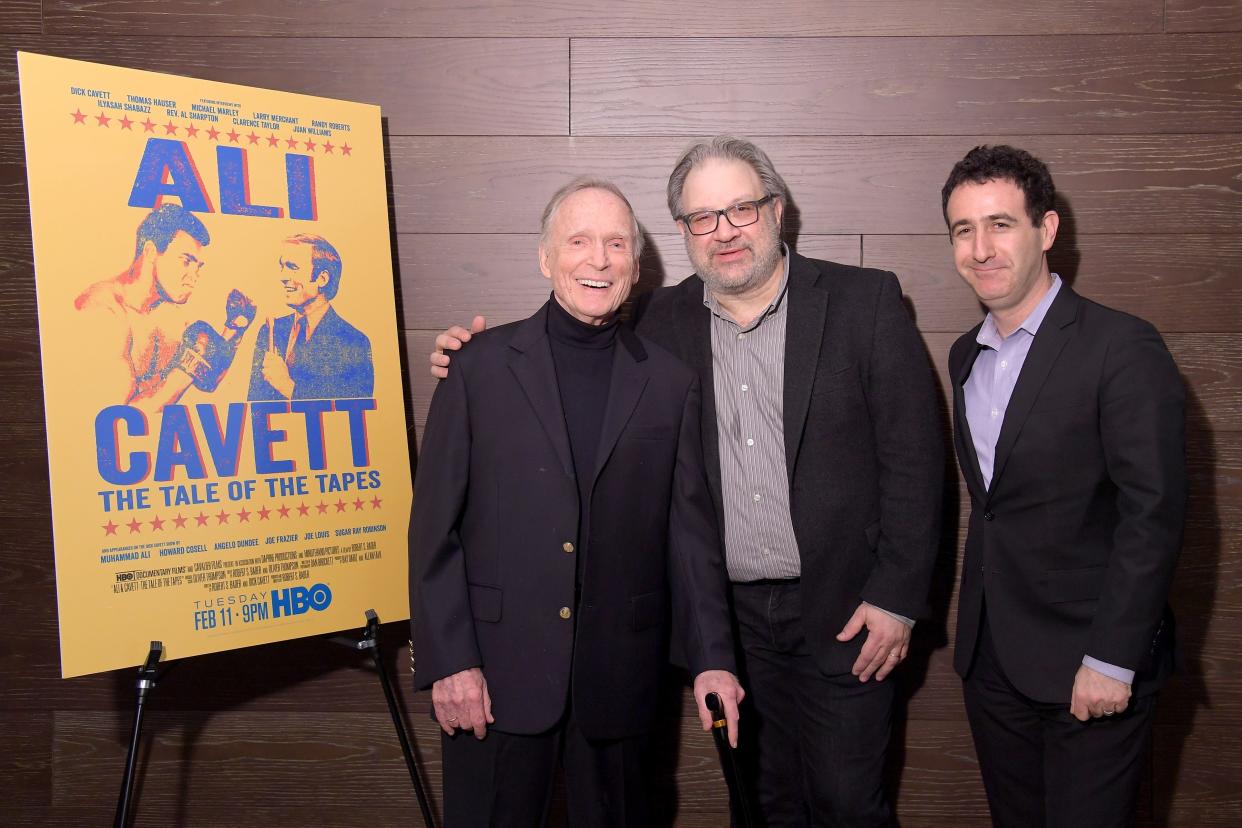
[1,1,1239,824]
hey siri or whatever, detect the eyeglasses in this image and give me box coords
[678,195,775,236]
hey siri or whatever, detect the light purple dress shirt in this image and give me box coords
[963,276,1133,685]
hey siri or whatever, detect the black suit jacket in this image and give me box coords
[409,303,735,739]
[950,285,1186,702]
[633,252,944,676]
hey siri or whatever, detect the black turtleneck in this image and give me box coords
[547,296,617,582]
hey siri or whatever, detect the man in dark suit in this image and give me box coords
[432,138,944,826]
[942,145,1186,826]
[248,233,373,401]
[409,178,742,827]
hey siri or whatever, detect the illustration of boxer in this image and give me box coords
[74,204,256,415]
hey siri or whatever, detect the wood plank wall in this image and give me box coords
[1,1,1240,825]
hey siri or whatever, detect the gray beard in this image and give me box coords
[693,235,784,298]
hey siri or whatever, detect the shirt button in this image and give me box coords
[562,541,574,553]
[738,333,746,340]
[1000,360,1008,369]
[753,493,762,502]
[991,407,999,418]
[746,438,755,446]
[741,384,749,392]
[559,607,572,620]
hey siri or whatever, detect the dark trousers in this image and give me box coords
[440,713,648,827]
[963,618,1155,828]
[731,580,894,827]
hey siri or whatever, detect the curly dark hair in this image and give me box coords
[941,145,1056,228]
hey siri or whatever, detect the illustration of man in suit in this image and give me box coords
[409,178,743,827]
[429,137,945,826]
[75,203,255,414]
[943,145,1186,827]
[248,233,374,401]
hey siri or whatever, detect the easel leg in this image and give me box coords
[115,641,163,828]
[335,610,436,827]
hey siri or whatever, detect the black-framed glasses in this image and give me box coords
[678,194,775,235]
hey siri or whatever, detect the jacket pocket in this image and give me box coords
[631,591,664,631]
[627,425,676,442]
[468,583,502,622]
[1045,566,1106,604]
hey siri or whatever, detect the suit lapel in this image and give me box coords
[951,329,988,502]
[988,287,1081,492]
[507,304,574,477]
[674,280,723,501]
[592,326,650,487]
[783,255,827,482]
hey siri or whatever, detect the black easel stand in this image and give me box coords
[706,691,757,828]
[333,610,435,827]
[115,640,163,828]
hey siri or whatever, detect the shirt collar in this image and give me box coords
[976,273,1062,350]
[702,242,791,326]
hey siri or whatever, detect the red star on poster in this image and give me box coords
[316,501,329,514]
[304,139,316,152]
[340,142,352,156]
[118,115,134,130]
[163,120,178,135]
[150,515,166,531]
[95,112,111,127]
[127,517,143,533]
[266,133,280,147]
[237,507,251,522]
[370,496,383,510]
[195,511,210,526]
[172,513,188,529]
[297,502,311,517]
[285,135,300,149]
[71,108,87,124]
[322,141,334,154]
[206,125,220,141]
[257,505,271,520]
[334,498,347,513]
[226,128,240,143]
[184,123,199,138]
[277,503,291,518]
[141,117,156,132]
[353,497,365,511]
[103,519,119,535]
[216,509,230,524]
[246,131,260,145]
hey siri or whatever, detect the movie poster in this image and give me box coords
[18,53,412,677]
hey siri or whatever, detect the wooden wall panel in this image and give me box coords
[0,2,41,34]
[868,234,1242,333]
[389,135,1242,234]
[571,35,1242,136]
[40,0,1165,38]
[0,36,568,136]
[1167,0,1242,32]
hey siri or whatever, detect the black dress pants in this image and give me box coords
[731,580,894,827]
[440,712,648,827]
[963,616,1155,828]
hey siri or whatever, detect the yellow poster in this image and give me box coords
[18,53,412,678]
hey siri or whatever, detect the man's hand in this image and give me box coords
[431,667,494,738]
[837,602,912,682]
[693,669,745,748]
[261,350,295,399]
[1069,663,1131,722]
[430,316,487,379]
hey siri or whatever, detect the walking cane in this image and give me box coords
[706,692,757,828]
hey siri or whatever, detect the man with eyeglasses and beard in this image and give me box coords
[431,137,943,826]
